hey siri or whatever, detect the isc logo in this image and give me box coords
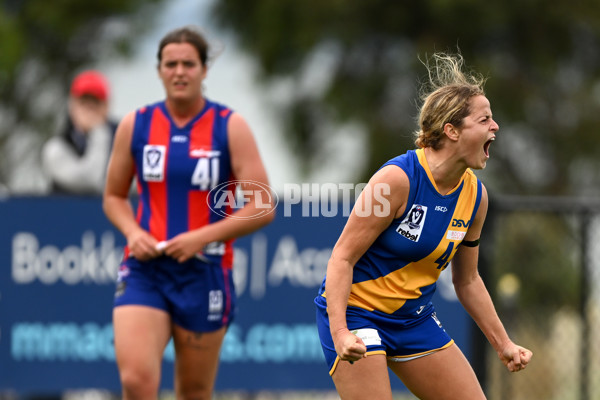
[452,219,471,228]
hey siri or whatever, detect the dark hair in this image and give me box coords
[157,26,210,66]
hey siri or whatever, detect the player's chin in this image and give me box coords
[481,151,491,166]
[469,160,487,170]
[169,89,191,101]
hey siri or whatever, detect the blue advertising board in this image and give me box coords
[0,196,471,394]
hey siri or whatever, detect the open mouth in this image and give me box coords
[483,137,495,157]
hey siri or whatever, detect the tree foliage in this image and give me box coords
[0,0,165,190]
[491,213,580,314]
[211,0,600,195]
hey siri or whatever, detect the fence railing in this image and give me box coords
[477,194,600,400]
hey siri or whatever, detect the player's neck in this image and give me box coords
[165,96,206,127]
[423,147,466,195]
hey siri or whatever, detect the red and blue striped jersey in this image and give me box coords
[129,99,235,268]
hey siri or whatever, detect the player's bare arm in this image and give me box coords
[103,111,161,261]
[326,166,409,362]
[452,184,532,372]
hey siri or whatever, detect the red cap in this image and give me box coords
[70,70,109,101]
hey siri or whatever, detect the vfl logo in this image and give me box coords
[146,148,161,167]
[143,145,166,181]
[396,204,428,242]
[208,290,223,313]
[407,205,425,229]
[207,290,223,321]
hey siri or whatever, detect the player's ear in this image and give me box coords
[443,123,459,142]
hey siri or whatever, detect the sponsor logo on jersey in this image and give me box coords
[142,145,166,181]
[435,206,448,212]
[396,204,427,242]
[446,230,466,241]
[452,218,471,228]
[190,148,221,158]
[171,135,188,143]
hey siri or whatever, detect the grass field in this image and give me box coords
[56,390,418,400]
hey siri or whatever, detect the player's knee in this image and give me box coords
[177,386,213,400]
[120,368,160,398]
[176,376,216,400]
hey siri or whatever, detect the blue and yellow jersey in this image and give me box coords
[319,148,482,316]
[129,99,235,268]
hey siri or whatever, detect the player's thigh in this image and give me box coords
[113,305,172,374]
[332,354,393,400]
[172,324,228,393]
[388,343,485,400]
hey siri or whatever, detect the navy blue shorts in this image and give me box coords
[315,296,453,375]
[114,256,236,332]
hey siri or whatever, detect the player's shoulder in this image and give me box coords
[380,150,419,178]
[366,163,410,211]
[463,169,487,198]
[205,98,234,118]
[384,150,416,167]
[373,150,417,185]
[116,111,135,131]
[112,110,139,146]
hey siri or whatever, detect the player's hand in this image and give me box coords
[332,328,367,364]
[127,229,161,261]
[161,231,206,263]
[498,341,533,372]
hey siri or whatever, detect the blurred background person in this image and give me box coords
[42,70,118,195]
[103,26,275,399]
